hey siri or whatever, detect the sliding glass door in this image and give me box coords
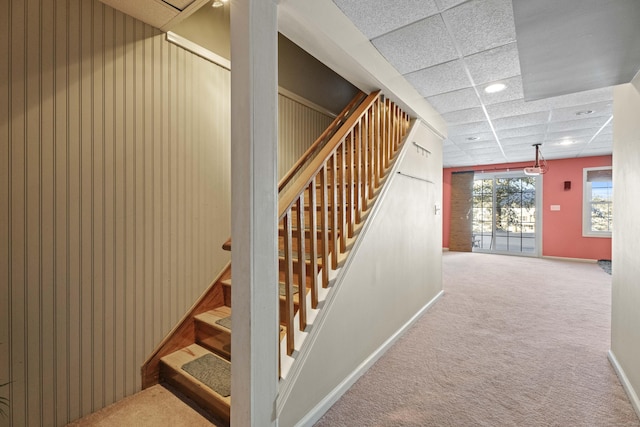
[472,172,541,256]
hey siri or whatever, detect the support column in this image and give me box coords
[230,0,279,426]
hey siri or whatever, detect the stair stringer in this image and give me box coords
[276,120,445,426]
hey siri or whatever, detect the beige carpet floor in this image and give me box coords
[315,252,640,426]
[66,384,225,427]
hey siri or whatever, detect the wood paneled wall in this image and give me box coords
[0,2,332,425]
[277,94,333,179]
[0,1,233,425]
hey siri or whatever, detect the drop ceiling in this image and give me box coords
[330,0,640,168]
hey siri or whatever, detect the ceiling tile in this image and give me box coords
[441,107,487,125]
[478,76,524,105]
[492,111,549,130]
[460,141,500,153]
[448,120,492,136]
[437,0,468,11]
[581,147,613,156]
[372,15,458,74]
[504,144,540,154]
[500,135,546,146]
[496,124,548,139]
[404,60,471,97]
[544,128,602,142]
[550,101,613,122]
[591,133,613,145]
[546,116,610,133]
[463,147,506,162]
[599,124,613,135]
[486,98,550,118]
[427,87,481,113]
[448,131,496,144]
[464,42,520,85]
[542,86,614,110]
[442,0,516,56]
[333,0,440,39]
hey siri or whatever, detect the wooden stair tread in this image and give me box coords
[160,344,231,423]
[220,278,303,303]
[195,306,232,332]
[197,307,287,341]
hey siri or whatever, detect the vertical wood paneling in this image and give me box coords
[277,94,333,179]
[3,0,233,425]
[40,0,56,421]
[3,1,318,424]
[91,2,105,411]
[0,0,10,420]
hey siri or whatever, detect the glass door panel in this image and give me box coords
[472,173,540,256]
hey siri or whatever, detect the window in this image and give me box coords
[583,167,613,237]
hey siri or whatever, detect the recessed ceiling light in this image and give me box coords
[575,110,594,116]
[560,139,574,146]
[466,136,479,141]
[484,83,506,94]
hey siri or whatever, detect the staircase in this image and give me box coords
[140,90,411,425]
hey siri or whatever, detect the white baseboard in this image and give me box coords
[542,255,597,263]
[294,290,444,427]
[608,350,640,421]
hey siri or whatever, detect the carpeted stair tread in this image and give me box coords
[215,316,232,330]
[195,306,232,331]
[182,353,231,398]
[279,282,299,296]
[159,344,230,422]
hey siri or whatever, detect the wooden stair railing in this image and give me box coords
[277,91,410,356]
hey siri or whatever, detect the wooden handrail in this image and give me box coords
[278,91,381,216]
[278,91,367,193]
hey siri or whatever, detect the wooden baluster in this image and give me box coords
[295,196,307,331]
[383,99,388,166]
[282,212,295,355]
[319,166,330,287]
[375,97,382,188]
[339,140,347,253]
[368,105,376,198]
[362,109,369,211]
[347,131,354,238]
[355,121,363,224]
[307,179,319,308]
[393,102,398,155]
[330,154,339,269]
[397,105,402,149]
[385,98,391,169]
[391,103,397,152]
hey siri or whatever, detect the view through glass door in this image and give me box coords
[472,172,541,256]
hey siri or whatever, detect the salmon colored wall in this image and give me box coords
[443,155,612,260]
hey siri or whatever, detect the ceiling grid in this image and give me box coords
[331,0,630,167]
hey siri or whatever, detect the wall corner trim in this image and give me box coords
[291,290,444,427]
[608,350,640,421]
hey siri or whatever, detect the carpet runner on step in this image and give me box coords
[181,354,231,397]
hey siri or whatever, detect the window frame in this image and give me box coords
[582,166,613,238]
